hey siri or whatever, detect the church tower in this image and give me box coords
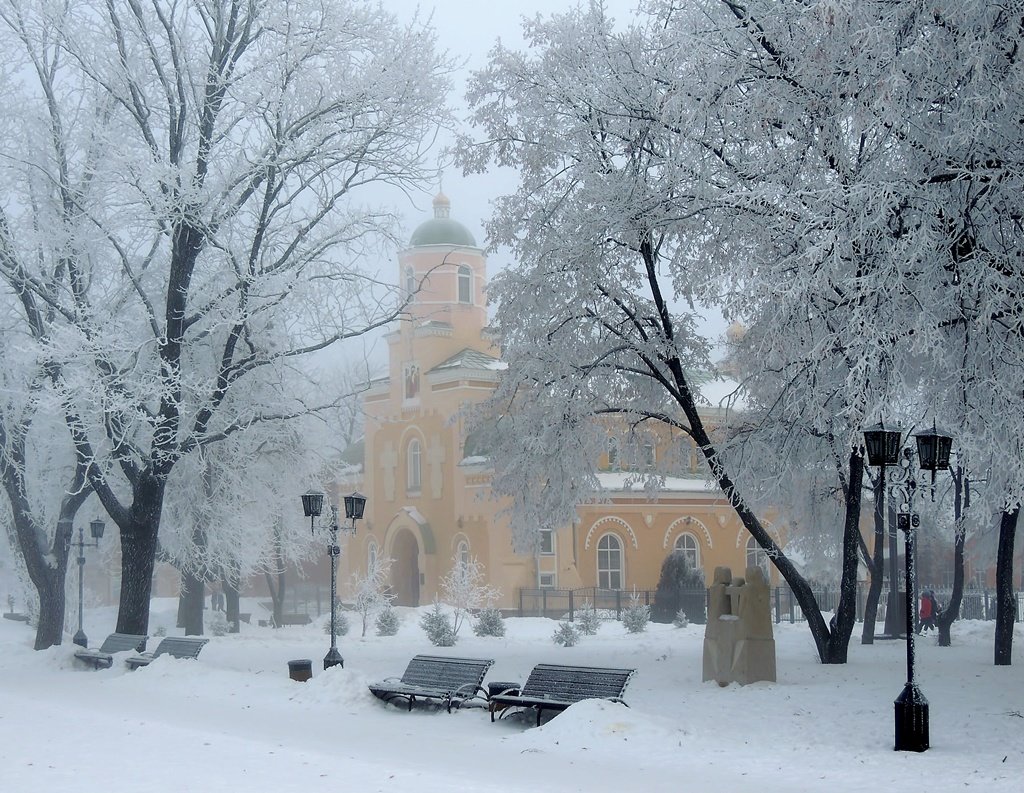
[358,194,502,606]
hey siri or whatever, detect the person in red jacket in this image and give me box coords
[918,590,938,633]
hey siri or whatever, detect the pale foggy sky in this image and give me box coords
[383,0,640,251]
[341,0,726,370]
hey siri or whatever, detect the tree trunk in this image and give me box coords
[823,450,865,663]
[116,523,160,635]
[936,470,967,647]
[265,570,285,628]
[861,469,886,645]
[33,568,68,650]
[223,575,240,633]
[994,506,1019,666]
[180,569,205,636]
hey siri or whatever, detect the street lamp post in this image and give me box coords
[300,489,366,670]
[864,421,904,638]
[63,518,106,648]
[863,421,953,753]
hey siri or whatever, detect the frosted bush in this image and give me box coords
[621,590,650,634]
[673,609,689,628]
[323,611,350,636]
[208,612,229,637]
[420,602,456,646]
[552,621,580,647]
[375,605,400,636]
[473,607,506,637]
[577,601,602,635]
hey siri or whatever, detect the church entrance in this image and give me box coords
[391,528,420,607]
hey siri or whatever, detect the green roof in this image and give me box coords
[409,217,476,247]
[409,192,477,248]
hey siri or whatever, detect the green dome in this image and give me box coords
[409,193,477,247]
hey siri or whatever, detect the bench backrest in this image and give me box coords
[520,664,636,703]
[151,636,210,660]
[400,655,494,690]
[97,633,148,654]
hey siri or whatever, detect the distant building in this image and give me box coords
[337,194,774,610]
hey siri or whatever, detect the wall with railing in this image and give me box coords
[518,585,1022,624]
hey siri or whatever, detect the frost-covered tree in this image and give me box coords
[350,552,394,638]
[440,555,500,638]
[0,0,452,636]
[459,0,852,662]
[460,0,1024,665]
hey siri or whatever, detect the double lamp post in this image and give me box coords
[300,489,366,670]
[863,420,953,753]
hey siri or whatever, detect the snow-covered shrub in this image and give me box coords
[473,606,505,637]
[577,600,602,635]
[621,590,650,634]
[323,611,350,636]
[552,621,580,647]
[208,611,229,637]
[441,555,501,637]
[375,604,400,636]
[420,602,456,646]
[673,609,689,628]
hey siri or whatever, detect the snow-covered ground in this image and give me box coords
[2,601,1022,792]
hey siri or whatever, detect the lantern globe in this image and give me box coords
[344,491,367,521]
[89,518,105,540]
[914,424,954,472]
[301,490,325,518]
[863,422,903,467]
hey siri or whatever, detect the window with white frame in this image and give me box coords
[368,541,378,572]
[405,266,415,298]
[457,265,472,304]
[407,439,422,492]
[642,439,656,471]
[538,529,555,555]
[538,572,556,588]
[403,363,420,401]
[597,533,623,590]
[607,437,619,471]
[456,539,470,567]
[674,532,700,571]
[746,536,769,577]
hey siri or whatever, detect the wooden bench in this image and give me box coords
[274,613,311,626]
[369,655,494,713]
[125,636,209,669]
[74,633,148,670]
[489,663,636,726]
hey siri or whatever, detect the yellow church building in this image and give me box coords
[339,194,774,613]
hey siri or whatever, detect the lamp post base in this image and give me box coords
[894,682,929,752]
[323,647,344,670]
[73,629,88,648]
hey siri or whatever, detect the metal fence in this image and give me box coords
[518,587,706,622]
[519,584,1022,624]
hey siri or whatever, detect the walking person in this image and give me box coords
[918,589,938,633]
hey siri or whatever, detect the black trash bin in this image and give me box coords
[288,659,313,682]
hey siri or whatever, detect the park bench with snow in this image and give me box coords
[489,663,636,726]
[369,654,494,713]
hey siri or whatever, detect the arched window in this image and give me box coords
[456,539,470,567]
[597,534,623,590]
[746,536,769,578]
[407,439,422,492]
[368,541,378,572]
[405,266,416,298]
[457,265,472,304]
[674,532,700,571]
[607,437,619,471]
